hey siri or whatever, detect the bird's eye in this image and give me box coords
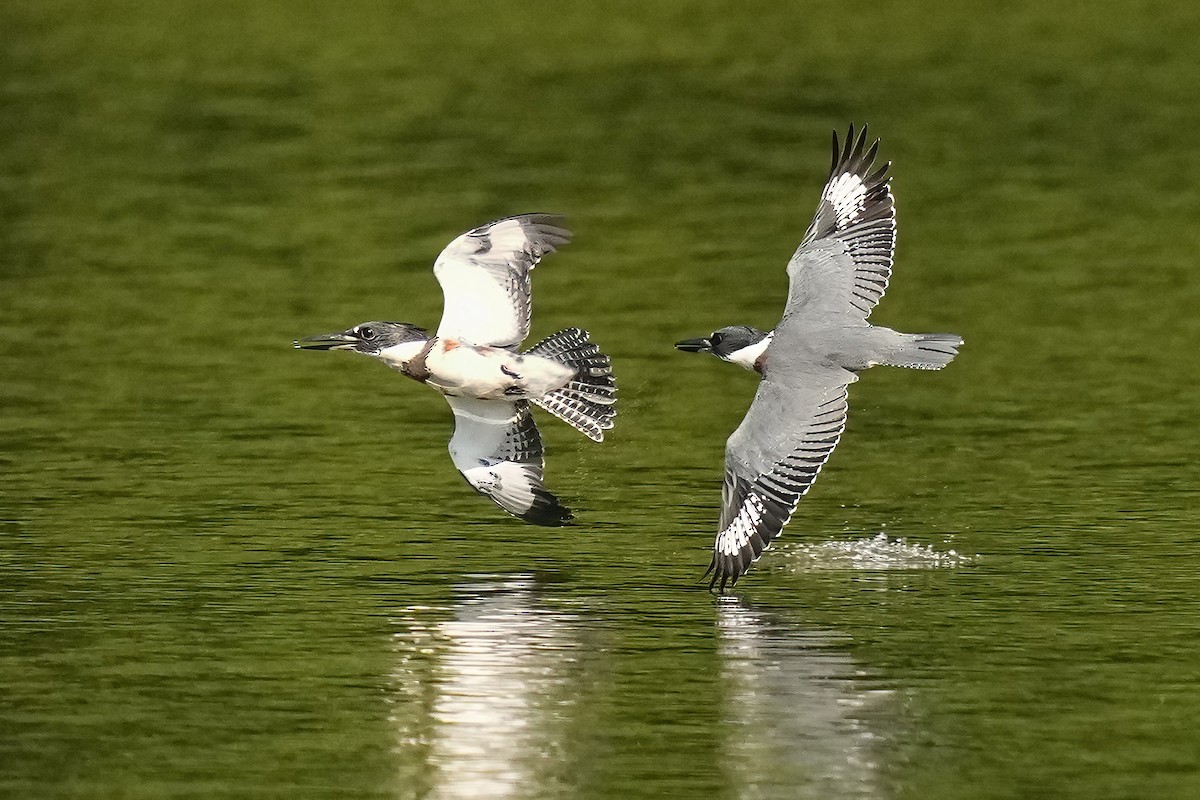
[710,332,724,347]
[358,326,375,340]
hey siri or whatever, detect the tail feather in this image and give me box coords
[524,328,617,442]
[884,332,963,370]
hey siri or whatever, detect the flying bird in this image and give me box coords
[296,214,616,526]
[675,125,962,591]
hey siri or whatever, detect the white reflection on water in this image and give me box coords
[716,598,891,800]
[388,581,894,799]
[389,577,578,800]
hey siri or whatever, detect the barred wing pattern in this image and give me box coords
[785,124,895,321]
[434,214,572,348]
[707,379,850,592]
[446,396,572,526]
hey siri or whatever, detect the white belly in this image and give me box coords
[424,339,573,400]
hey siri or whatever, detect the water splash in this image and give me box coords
[786,532,970,571]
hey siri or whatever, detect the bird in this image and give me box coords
[675,125,963,592]
[295,214,616,526]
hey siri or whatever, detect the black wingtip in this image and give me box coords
[520,503,573,527]
[703,553,738,595]
[863,138,880,172]
[830,123,888,184]
[517,488,574,527]
[834,124,854,176]
[853,123,869,162]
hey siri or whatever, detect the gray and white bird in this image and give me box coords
[296,214,616,526]
[675,125,963,591]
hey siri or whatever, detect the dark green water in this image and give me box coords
[3,2,1199,798]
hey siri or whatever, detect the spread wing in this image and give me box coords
[782,124,895,322]
[707,372,853,592]
[445,396,572,526]
[433,214,572,349]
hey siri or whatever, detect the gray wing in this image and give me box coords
[434,214,572,348]
[782,125,895,321]
[707,371,853,592]
[445,396,572,526]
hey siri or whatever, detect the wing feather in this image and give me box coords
[706,376,851,592]
[434,214,571,348]
[784,124,896,321]
[446,397,572,526]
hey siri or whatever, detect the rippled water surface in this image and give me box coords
[4,2,1200,798]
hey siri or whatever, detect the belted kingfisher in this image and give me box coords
[296,214,616,526]
[676,125,963,592]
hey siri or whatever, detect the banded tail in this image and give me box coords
[524,328,617,442]
[884,332,964,370]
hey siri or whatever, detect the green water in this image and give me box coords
[3,1,1199,797]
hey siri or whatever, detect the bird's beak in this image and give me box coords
[294,332,358,351]
[674,337,712,353]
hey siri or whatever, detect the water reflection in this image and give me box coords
[716,598,890,800]
[388,582,892,799]
[389,578,579,800]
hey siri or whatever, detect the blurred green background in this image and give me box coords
[3,1,1199,798]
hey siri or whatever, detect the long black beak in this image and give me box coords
[294,332,358,351]
[674,337,712,353]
